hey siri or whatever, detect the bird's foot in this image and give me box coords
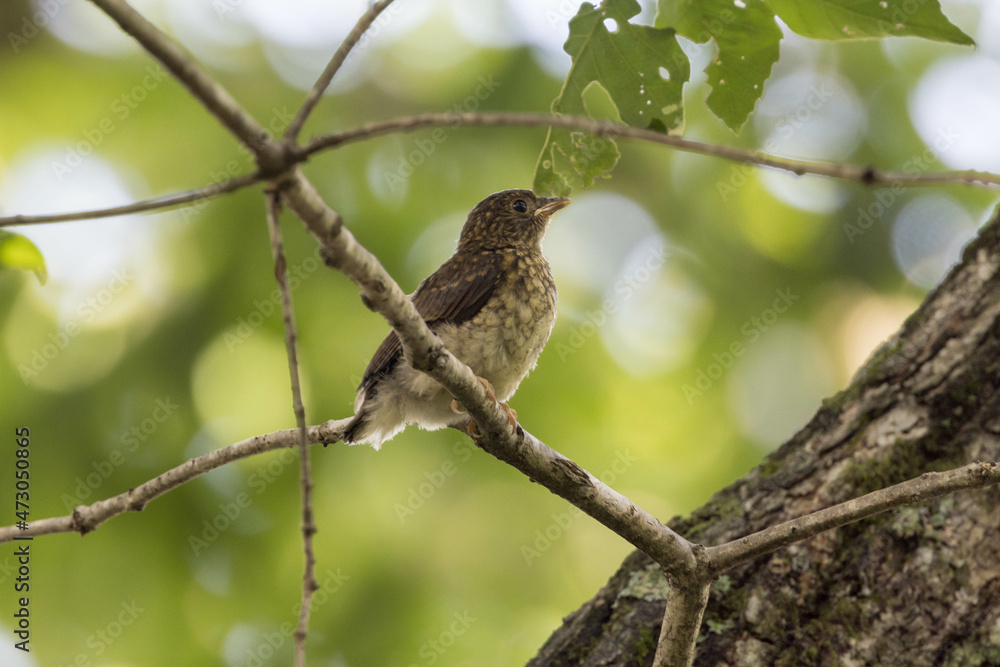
[476,376,517,429]
[499,403,517,429]
[450,377,517,437]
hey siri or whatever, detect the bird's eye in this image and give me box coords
[512,199,528,213]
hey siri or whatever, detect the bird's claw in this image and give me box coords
[457,377,517,439]
[500,403,517,428]
[477,376,497,402]
[478,376,518,431]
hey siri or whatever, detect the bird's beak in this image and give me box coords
[535,197,571,219]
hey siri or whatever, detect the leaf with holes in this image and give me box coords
[764,0,973,44]
[656,0,781,133]
[0,230,47,285]
[533,0,689,196]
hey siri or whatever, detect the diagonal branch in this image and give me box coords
[302,112,1000,190]
[647,461,1000,666]
[0,421,346,544]
[275,166,700,577]
[264,191,317,666]
[0,172,260,228]
[284,0,399,142]
[704,461,1000,574]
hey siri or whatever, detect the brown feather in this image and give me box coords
[357,251,505,396]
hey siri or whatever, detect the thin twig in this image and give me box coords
[285,0,398,142]
[0,172,260,228]
[704,461,1000,574]
[0,421,347,544]
[302,112,1000,190]
[7,109,1000,229]
[264,190,318,667]
[647,461,1000,667]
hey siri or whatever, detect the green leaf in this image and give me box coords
[656,0,781,132]
[0,231,48,285]
[533,0,689,196]
[656,0,782,133]
[764,0,973,45]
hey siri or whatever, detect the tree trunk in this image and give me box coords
[529,207,1000,667]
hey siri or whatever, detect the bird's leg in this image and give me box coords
[449,377,517,437]
[477,378,517,429]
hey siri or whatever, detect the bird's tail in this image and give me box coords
[342,411,368,445]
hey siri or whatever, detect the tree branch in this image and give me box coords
[0,172,260,228]
[264,191,317,666]
[284,0,398,141]
[302,112,1000,190]
[7,109,1000,229]
[87,0,288,173]
[0,421,346,544]
[653,579,711,667]
[645,461,1000,666]
[704,460,1000,575]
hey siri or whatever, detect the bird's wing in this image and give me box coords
[357,251,505,394]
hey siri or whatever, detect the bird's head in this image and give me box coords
[457,189,570,252]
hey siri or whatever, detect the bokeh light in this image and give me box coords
[0,148,168,391]
[192,331,314,445]
[910,55,1000,173]
[0,149,168,322]
[891,194,978,288]
[753,69,864,213]
[727,323,837,449]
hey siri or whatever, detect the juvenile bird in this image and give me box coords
[343,189,570,449]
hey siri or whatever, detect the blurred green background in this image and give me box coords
[1,0,997,665]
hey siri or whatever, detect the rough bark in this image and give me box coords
[529,206,1000,667]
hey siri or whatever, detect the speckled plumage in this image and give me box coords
[343,189,569,449]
